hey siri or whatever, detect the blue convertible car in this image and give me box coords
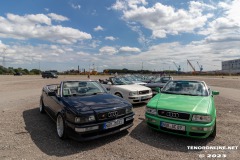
[39,80,134,141]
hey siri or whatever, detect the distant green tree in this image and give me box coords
[30,69,41,75]
[22,69,29,74]
[14,68,19,73]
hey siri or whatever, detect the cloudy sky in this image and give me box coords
[0,0,239,72]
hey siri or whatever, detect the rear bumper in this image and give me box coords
[65,113,134,141]
[145,113,215,138]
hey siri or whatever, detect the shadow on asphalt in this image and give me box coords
[23,107,128,157]
[130,120,214,153]
[132,102,146,108]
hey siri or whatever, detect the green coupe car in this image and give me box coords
[145,80,219,138]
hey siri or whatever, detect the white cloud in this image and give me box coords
[7,13,51,25]
[71,3,81,10]
[94,25,104,31]
[89,40,101,48]
[199,0,240,43]
[119,46,141,52]
[112,1,215,38]
[105,36,117,41]
[111,0,147,10]
[0,40,6,48]
[111,0,127,10]
[48,13,69,22]
[99,46,117,55]
[2,37,240,71]
[77,51,90,56]
[0,13,92,44]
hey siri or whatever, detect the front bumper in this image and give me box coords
[145,113,215,138]
[128,93,152,104]
[65,113,134,141]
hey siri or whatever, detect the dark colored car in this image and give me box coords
[145,76,173,95]
[14,72,23,76]
[39,80,134,141]
[41,71,58,78]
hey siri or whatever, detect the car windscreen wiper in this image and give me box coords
[85,92,105,96]
[161,91,178,94]
[179,93,198,96]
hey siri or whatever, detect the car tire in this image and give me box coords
[56,114,67,139]
[39,98,45,114]
[209,120,216,138]
[115,93,123,98]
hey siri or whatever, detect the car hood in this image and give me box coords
[132,81,147,85]
[150,93,211,114]
[115,84,150,91]
[62,93,128,112]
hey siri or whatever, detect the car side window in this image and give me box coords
[63,88,71,96]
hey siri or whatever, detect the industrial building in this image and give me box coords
[222,58,240,73]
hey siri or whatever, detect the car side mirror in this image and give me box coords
[212,90,219,95]
[48,91,56,96]
[155,87,161,93]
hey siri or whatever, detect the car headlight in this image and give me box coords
[192,115,212,122]
[146,107,157,115]
[75,115,96,123]
[129,91,138,96]
[126,107,133,114]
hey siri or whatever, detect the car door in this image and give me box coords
[46,88,63,119]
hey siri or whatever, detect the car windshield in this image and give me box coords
[154,77,171,83]
[161,81,209,96]
[62,81,106,97]
[51,72,57,76]
[161,77,172,83]
[111,77,134,85]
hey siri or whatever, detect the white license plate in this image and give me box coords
[141,96,149,100]
[104,118,124,129]
[161,122,185,131]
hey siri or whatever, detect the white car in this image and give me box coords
[100,77,152,104]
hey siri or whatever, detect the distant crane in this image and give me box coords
[173,62,181,73]
[187,59,196,73]
[197,61,203,72]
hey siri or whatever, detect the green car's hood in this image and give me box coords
[149,93,212,114]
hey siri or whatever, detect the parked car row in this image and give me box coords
[100,74,173,98]
[39,77,219,141]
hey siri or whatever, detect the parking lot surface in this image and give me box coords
[0,75,239,160]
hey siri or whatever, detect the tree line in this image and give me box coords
[0,66,41,75]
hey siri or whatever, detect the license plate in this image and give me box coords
[141,96,148,100]
[161,122,185,131]
[104,118,124,129]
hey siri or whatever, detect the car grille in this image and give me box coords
[139,90,149,95]
[158,110,190,121]
[97,109,126,120]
